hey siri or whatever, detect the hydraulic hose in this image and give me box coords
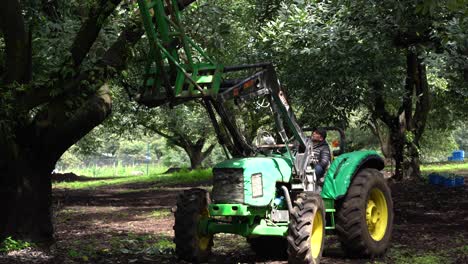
[280,185,294,215]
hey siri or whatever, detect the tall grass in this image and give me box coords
[55,161,466,190]
[53,167,212,190]
[420,161,468,173]
[61,164,167,178]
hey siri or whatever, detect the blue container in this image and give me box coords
[444,178,456,187]
[429,174,442,185]
[448,156,453,161]
[455,176,465,186]
[452,150,465,159]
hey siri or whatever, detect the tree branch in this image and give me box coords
[202,143,216,157]
[19,18,144,110]
[70,0,123,68]
[393,30,433,48]
[142,124,185,147]
[371,81,396,127]
[41,0,60,20]
[413,58,431,143]
[0,0,29,84]
[42,84,113,162]
[195,138,205,147]
[402,50,417,130]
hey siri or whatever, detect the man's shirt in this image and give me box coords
[311,140,331,168]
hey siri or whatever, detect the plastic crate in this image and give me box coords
[443,176,464,187]
[428,173,442,185]
[455,176,465,186]
[443,178,456,187]
[452,150,465,159]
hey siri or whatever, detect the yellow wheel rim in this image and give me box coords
[198,236,210,251]
[198,208,211,251]
[310,209,324,258]
[366,188,388,241]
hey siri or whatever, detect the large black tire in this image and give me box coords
[336,168,393,257]
[247,236,288,259]
[287,193,326,264]
[174,188,213,263]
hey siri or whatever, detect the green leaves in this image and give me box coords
[0,237,32,253]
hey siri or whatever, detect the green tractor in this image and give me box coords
[134,0,394,263]
[174,133,393,264]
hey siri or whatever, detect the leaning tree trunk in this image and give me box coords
[0,86,113,243]
[1,151,55,242]
[0,0,143,243]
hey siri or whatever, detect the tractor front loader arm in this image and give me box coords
[135,1,316,188]
[217,64,314,183]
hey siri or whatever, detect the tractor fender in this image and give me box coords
[321,150,384,200]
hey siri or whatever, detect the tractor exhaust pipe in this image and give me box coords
[281,186,294,215]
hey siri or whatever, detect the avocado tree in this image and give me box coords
[0,0,144,242]
[124,101,219,169]
[0,0,264,242]
[258,0,467,179]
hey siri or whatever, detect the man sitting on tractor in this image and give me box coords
[311,128,331,184]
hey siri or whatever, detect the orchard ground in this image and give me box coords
[0,164,467,264]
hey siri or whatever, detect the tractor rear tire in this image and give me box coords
[174,188,213,263]
[287,193,326,264]
[247,236,287,259]
[336,168,393,257]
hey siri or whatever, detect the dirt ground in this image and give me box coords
[1,176,467,264]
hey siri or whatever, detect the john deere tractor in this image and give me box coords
[134,0,394,263]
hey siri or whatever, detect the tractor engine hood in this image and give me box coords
[212,156,293,207]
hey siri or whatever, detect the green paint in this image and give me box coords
[214,155,293,206]
[196,75,213,83]
[321,150,384,199]
[250,220,288,236]
[323,198,334,210]
[136,0,223,101]
[202,216,288,237]
[209,204,264,216]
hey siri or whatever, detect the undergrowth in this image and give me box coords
[0,237,33,253]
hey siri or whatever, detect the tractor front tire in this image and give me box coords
[174,188,213,263]
[336,168,393,257]
[287,193,326,264]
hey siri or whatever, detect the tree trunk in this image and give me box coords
[0,1,142,244]
[1,150,55,243]
[371,48,431,181]
[0,85,112,242]
[403,141,421,179]
[185,143,216,169]
[388,124,405,181]
[367,120,393,160]
[188,149,204,169]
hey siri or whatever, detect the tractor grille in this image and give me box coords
[212,168,244,204]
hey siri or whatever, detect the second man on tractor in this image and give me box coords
[311,128,331,184]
